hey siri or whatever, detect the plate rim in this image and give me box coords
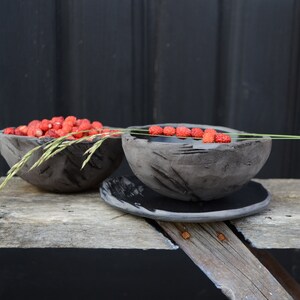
[100,176,271,223]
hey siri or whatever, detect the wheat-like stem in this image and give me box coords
[81,136,109,170]
[81,130,123,169]
[0,144,43,191]
[29,133,95,170]
[227,132,300,139]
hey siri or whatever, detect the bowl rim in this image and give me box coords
[122,123,272,148]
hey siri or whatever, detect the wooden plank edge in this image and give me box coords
[157,221,293,299]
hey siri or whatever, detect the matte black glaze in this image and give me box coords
[100,176,271,222]
[0,132,123,193]
[122,124,272,201]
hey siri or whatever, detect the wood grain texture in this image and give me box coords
[0,177,176,249]
[231,179,300,249]
[249,247,300,300]
[158,221,293,300]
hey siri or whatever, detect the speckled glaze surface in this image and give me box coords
[122,124,272,201]
[0,132,123,193]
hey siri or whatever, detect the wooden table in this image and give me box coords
[0,178,299,299]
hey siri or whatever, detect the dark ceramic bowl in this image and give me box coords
[122,124,272,201]
[0,131,123,193]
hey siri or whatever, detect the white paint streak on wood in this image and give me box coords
[0,177,176,249]
[231,179,300,249]
[158,221,293,300]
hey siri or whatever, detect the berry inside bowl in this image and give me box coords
[0,117,124,193]
[122,124,272,201]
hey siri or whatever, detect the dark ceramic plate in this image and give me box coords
[99,176,271,222]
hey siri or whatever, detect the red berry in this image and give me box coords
[62,125,72,134]
[14,128,23,136]
[51,116,64,124]
[191,128,203,139]
[52,121,62,130]
[44,129,59,138]
[3,127,15,135]
[65,116,77,125]
[78,119,91,131]
[215,133,231,143]
[40,119,52,131]
[35,128,43,137]
[163,126,176,136]
[202,128,217,143]
[27,127,43,137]
[149,125,163,136]
[204,128,217,135]
[202,132,215,143]
[75,119,82,126]
[92,121,103,129]
[176,126,191,138]
[14,125,28,136]
[28,120,40,128]
[56,129,68,137]
[26,127,35,137]
[72,127,83,138]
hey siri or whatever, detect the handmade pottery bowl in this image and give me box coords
[122,124,272,201]
[0,132,123,193]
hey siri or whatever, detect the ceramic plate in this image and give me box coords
[99,176,271,222]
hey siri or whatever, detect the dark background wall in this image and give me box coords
[0,1,299,299]
[1,0,300,179]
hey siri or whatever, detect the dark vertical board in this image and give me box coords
[0,0,56,175]
[131,0,158,125]
[153,0,220,124]
[0,0,56,126]
[214,0,296,177]
[56,0,156,127]
[222,0,294,132]
[286,0,300,178]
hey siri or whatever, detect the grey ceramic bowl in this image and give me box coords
[0,131,123,193]
[122,124,272,201]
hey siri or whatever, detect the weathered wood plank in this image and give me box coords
[249,247,300,300]
[231,179,300,249]
[0,177,176,249]
[158,221,293,300]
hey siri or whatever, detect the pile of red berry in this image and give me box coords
[3,116,107,140]
[148,125,231,143]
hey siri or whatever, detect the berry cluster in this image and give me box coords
[3,116,108,140]
[148,125,231,143]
